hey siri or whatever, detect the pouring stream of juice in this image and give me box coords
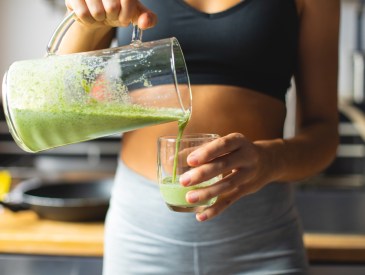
[172,113,190,183]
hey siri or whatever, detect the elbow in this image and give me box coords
[322,124,340,171]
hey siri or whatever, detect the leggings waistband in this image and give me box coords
[108,159,299,243]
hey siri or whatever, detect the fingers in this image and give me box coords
[66,0,96,24]
[178,132,266,222]
[185,171,241,204]
[180,149,245,186]
[193,175,266,222]
[102,0,121,21]
[65,0,157,29]
[73,0,118,24]
[196,189,241,222]
[180,133,257,187]
[186,133,246,167]
[135,2,158,29]
[196,182,263,222]
[117,0,136,26]
[185,167,258,206]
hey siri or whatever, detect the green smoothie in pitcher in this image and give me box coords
[3,55,191,152]
[11,104,188,152]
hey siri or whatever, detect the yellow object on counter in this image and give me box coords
[0,170,11,200]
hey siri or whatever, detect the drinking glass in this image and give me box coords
[157,134,221,212]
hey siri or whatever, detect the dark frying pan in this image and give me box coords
[0,178,114,222]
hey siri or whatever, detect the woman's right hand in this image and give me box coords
[65,0,157,30]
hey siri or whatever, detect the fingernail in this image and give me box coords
[179,172,191,186]
[188,154,198,166]
[197,212,207,222]
[187,192,198,203]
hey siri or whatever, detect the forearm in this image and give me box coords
[57,21,115,54]
[255,119,339,183]
[259,0,340,184]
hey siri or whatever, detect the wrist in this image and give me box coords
[254,138,287,183]
[58,20,115,54]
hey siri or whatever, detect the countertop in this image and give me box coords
[0,209,103,257]
[1,209,365,263]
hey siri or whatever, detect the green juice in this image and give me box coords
[172,116,190,183]
[10,104,186,152]
[160,176,218,208]
[161,116,220,210]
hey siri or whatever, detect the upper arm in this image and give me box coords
[294,0,340,128]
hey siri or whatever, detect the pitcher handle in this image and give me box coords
[46,11,143,55]
[47,11,76,55]
[131,24,143,46]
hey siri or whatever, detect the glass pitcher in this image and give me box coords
[2,12,191,153]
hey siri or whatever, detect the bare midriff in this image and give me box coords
[121,85,287,181]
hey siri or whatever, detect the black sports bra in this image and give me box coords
[116,0,299,102]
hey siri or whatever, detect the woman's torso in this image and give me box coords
[119,0,300,180]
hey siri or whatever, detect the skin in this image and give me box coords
[60,0,340,222]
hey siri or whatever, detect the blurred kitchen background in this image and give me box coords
[1,0,365,275]
[0,0,121,179]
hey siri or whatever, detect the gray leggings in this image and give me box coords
[103,160,309,275]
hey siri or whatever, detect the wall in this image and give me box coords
[340,0,358,99]
[0,0,66,79]
[0,0,120,172]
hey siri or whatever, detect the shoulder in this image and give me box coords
[293,0,340,123]
[295,0,340,49]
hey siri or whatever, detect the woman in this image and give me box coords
[61,0,339,274]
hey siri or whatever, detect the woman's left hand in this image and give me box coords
[179,133,276,222]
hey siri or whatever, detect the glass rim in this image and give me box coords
[158,133,220,142]
[170,37,192,115]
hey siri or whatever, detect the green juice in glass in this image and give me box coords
[159,119,219,211]
[160,176,218,210]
